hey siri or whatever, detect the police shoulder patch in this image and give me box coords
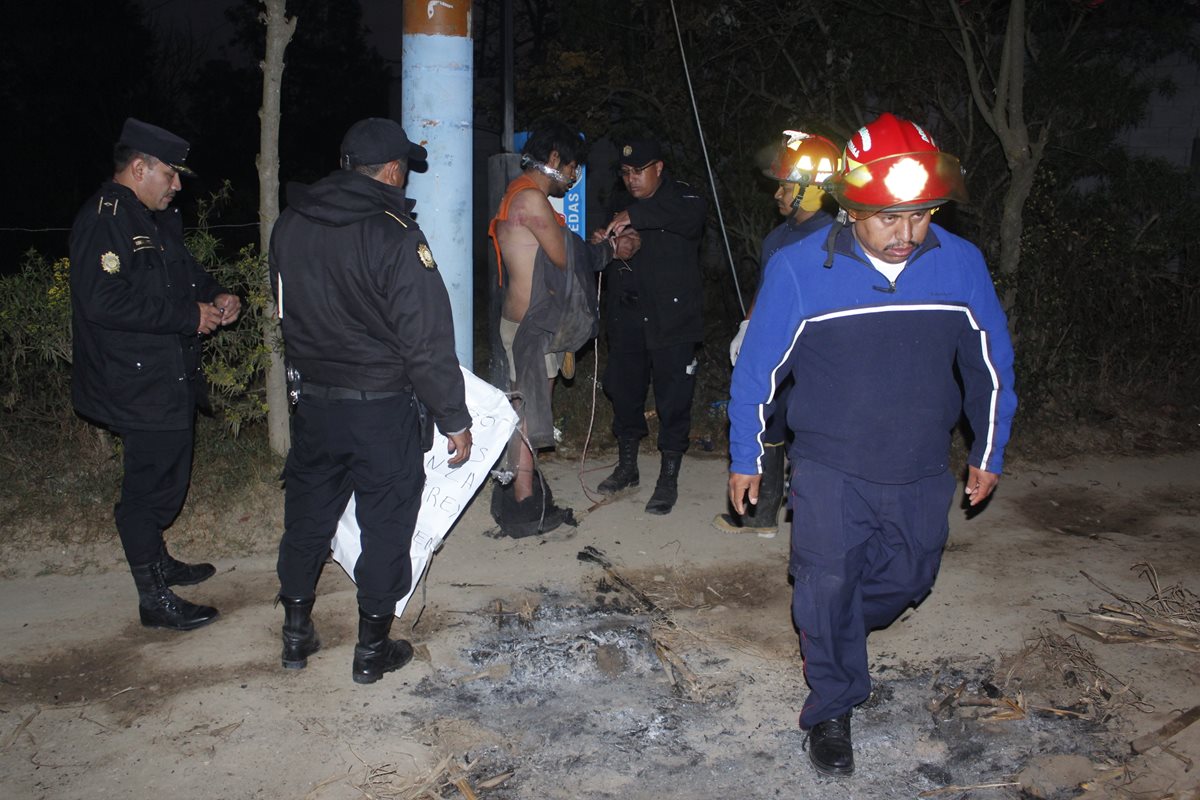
[100,251,121,274]
[417,242,437,270]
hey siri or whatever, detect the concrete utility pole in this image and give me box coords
[402,0,474,369]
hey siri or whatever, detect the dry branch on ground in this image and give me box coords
[1058,563,1200,654]
[930,629,1149,724]
[327,751,513,800]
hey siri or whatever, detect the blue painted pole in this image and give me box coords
[402,0,474,369]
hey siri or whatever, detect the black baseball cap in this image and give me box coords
[617,139,663,168]
[340,118,428,168]
[119,118,195,176]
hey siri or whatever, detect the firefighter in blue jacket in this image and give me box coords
[70,118,242,632]
[715,129,841,534]
[727,113,1017,777]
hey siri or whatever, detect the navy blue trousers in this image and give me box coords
[115,425,195,566]
[278,393,424,616]
[788,457,955,728]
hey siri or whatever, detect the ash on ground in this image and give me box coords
[409,590,1123,800]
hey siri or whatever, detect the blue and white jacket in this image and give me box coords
[728,222,1017,484]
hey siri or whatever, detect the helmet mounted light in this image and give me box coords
[764,129,841,187]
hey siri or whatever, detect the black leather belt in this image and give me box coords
[303,383,404,401]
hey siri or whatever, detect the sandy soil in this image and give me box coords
[1,450,1198,799]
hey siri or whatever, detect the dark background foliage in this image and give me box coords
[2,0,1199,496]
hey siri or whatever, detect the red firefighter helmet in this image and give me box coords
[829,113,968,212]
[763,130,841,186]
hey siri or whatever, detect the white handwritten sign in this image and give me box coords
[331,367,518,618]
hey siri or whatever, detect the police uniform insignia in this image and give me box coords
[622,145,633,157]
[100,251,121,274]
[417,242,436,270]
[132,235,155,252]
[383,211,409,228]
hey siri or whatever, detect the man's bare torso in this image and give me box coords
[496,185,568,323]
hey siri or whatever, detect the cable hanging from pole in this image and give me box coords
[667,0,746,318]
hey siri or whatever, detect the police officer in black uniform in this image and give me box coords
[270,118,472,685]
[595,139,708,515]
[70,118,242,632]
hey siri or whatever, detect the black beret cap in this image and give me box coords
[119,118,194,176]
[340,118,428,168]
[617,139,663,168]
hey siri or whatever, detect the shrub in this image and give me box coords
[0,186,280,547]
[1009,162,1200,413]
[186,183,275,436]
[0,251,73,423]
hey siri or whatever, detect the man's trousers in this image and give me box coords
[604,318,697,453]
[114,425,195,566]
[277,392,424,616]
[788,457,956,728]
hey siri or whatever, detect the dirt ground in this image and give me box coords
[1,449,1199,799]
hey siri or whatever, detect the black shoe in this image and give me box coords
[806,712,854,776]
[131,561,219,631]
[352,610,414,684]
[495,473,576,538]
[598,438,640,495]
[500,499,576,538]
[645,451,683,515]
[158,547,216,587]
[279,596,321,669]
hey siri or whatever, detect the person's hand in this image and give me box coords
[214,293,242,325]
[446,429,473,467]
[589,228,608,244]
[728,471,762,515]
[613,229,641,260]
[196,302,223,334]
[604,210,632,237]
[729,319,750,366]
[965,466,999,507]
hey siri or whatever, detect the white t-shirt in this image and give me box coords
[865,251,905,284]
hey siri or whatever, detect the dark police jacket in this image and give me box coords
[606,174,707,349]
[269,170,470,435]
[70,181,227,432]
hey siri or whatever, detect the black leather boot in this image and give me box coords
[645,451,683,515]
[352,609,414,684]
[130,561,219,631]
[280,596,321,669]
[598,438,640,495]
[158,545,216,586]
[712,442,786,533]
[806,712,854,776]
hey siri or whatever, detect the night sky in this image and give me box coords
[2,1,412,269]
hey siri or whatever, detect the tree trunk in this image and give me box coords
[997,150,1039,278]
[258,0,295,456]
[950,0,1047,289]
